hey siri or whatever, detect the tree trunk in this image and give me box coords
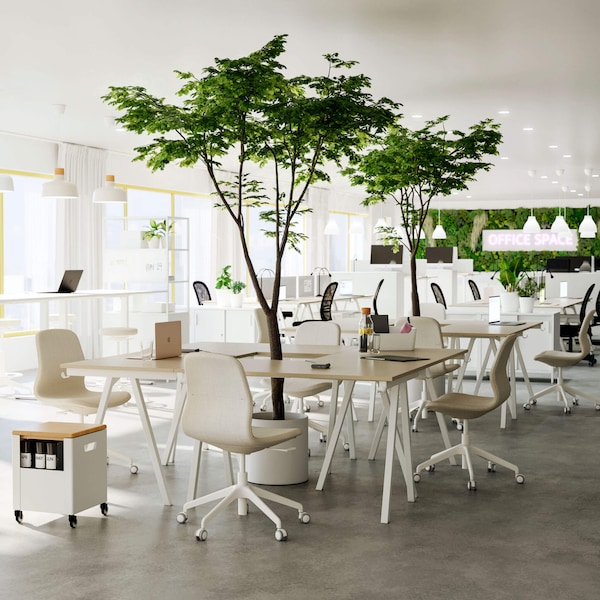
[410,251,420,316]
[265,308,286,420]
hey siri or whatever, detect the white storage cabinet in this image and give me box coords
[12,422,107,528]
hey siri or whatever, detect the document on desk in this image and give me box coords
[361,355,426,362]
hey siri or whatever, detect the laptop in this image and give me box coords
[154,320,182,359]
[45,269,83,293]
[488,295,524,326]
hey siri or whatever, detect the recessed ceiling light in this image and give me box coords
[563,154,572,158]
[411,114,423,119]
[578,193,584,197]
[498,110,510,115]
[540,175,548,179]
[551,180,558,184]
[500,156,509,160]
[549,145,558,149]
[593,174,600,178]
[570,189,576,193]
[523,127,534,131]
[466,195,472,199]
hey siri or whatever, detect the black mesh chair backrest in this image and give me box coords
[373,279,384,315]
[193,281,211,305]
[579,283,595,323]
[320,282,338,321]
[468,279,481,301]
[430,282,447,309]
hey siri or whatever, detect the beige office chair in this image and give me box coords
[176,352,310,542]
[34,328,138,473]
[526,309,599,413]
[414,334,524,491]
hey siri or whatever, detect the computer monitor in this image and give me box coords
[425,247,453,264]
[370,245,402,265]
[546,257,570,273]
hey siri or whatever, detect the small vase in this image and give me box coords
[500,290,519,313]
[147,237,160,249]
[230,293,243,308]
[519,296,535,314]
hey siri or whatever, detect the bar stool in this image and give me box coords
[100,327,138,356]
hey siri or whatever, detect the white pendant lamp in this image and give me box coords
[349,219,364,235]
[432,210,446,239]
[550,211,569,233]
[373,217,387,232]
[523,214,541,233]
[93,175,127,204]
[0,174,14,191]
[578,213,597,238]
[41,168,78,199]
[324,217,340,236]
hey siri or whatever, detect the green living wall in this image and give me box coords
[435,207,600,272]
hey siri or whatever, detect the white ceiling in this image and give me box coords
[2,0,599,209]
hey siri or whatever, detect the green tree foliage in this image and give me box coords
[103,34,399,419]
[344,116,502,315]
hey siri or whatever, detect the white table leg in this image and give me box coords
[128,377,172,506]
[163,374,187,465]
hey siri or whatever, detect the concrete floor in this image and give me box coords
[1,366,599,600]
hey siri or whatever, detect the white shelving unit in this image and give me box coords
[103,216,190,349]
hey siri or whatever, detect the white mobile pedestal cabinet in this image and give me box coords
[12,422,107,528]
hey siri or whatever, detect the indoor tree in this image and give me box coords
[103,34,398,419]
[344,116,502,315]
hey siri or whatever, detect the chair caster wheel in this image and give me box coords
[260,407,267,412]
[100,502,109,516]
[487,462,496,472]
[572,398,579,406]
[425,464,435,472]
[467,480,476,491]
[14,510,23,524]
[275,528,288,541]
[563,406,571,414]
[318,400,325,408]
[176,512,188,524]
[68,515,78,528]
[413,473,421,483]
[515,473,525,484]
[595,404,600,411]
[130,464,139,474]
[299,512,311,524]
[195,528,208,541]
[343,442,350,451]
[523,403,531,410]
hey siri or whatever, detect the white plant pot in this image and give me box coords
[230,293,243,308]
[519,296,535,313]
[247,412,309,485]
[147,237,160,249]
[500,290,519,313]
[215,288,230,307]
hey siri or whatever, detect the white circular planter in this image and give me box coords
[500,291,519,313]
[247,412,309,485]
[518,296,535,313]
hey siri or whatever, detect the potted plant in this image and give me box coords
[230,280,246,308]
[142,219,165,248]
[517,275,538,313]
[498,255,525,312]
[215,265,232,307]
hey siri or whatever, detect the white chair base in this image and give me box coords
[177,454,309,541]
[414,421,524,490]
[525,370,600,413]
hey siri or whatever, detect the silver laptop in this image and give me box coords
[488,295,524,326]
[154,321,182,359]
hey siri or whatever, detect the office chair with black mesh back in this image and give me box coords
[560,284,595,361]
[193,281,212,305]
[430,282,447,309]
[372,279,384,315]
[468,279,481,301]
[293,281,338,326]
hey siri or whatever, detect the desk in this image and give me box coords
[240,346,466,523]
[441,320,543,428]
[279,294,367,322]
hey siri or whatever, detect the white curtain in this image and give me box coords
[56,143,106,355]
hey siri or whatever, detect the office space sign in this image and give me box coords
[482,229,578,251]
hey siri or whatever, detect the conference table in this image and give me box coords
[62,342,347,507]
[441,320,543,428]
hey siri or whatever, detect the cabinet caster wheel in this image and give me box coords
[456,422,463,432]
[195,528,208,541]
[176,512,188,524]
[487,462,496,473]
[523,403,531,411]
[413,473,421,483]
[130,464,139,474]
[68,515,78,528]
[467,480,476,491]
[425,464,435,472]
[14,510,23,524]
[100,503,109,516]
[299,512,311,524]
[515,473,525,484]
[595,404,600,411]
[318,400,325,408]
[275,528,288,542]
[563,406,571,414]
